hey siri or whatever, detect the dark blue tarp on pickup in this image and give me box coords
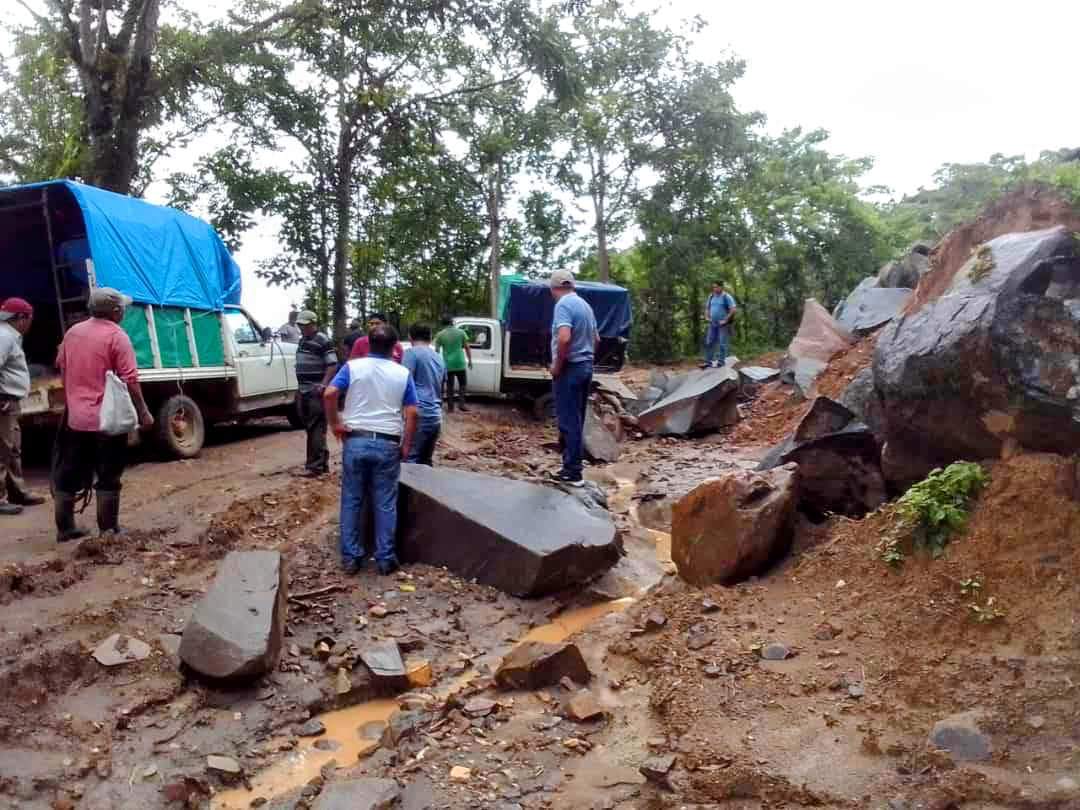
[0,180,241,311]
[504,280,632,339]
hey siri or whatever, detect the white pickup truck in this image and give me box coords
[451,312,630,419]
[20,302,300,458]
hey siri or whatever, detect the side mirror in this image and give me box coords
[261,327,274,342]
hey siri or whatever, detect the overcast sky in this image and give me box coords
[11,1,1079,327]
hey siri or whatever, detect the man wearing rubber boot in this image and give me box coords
[0,298,47,516]
[53,288,154,541]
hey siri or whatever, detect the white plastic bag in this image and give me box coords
[99,371,138,436]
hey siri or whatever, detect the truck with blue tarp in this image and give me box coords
[0,180,299,457]
[452,274,632,416]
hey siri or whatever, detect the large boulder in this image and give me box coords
[636,367,739,436]
[781,299,854,399]
[759,398,886,517]
[878,243,931,289]
[671,465,799,586]
[179,551,287,680]
[397,465,620,597]
[835,277,912,335]
[875,226,1080,485]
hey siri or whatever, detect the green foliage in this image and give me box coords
[888,462,988,562]
[968,596,1006,624]
[968,244,995,283]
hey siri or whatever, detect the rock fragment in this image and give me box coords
[494,642,591,691]
[179,550,286,680]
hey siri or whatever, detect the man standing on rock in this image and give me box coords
[403,323,446,466]
[325,324,418,575]
[548,269,598,487]
[350,312,404,363]
[0,298,46,516]
[703,280,737,369]
[294,311,337,477]
[53,288,154,540]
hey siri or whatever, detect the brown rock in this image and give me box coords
[494,642,592,691]
[671,466,799,586]
[640,754,676,785]
[565,692,606,722]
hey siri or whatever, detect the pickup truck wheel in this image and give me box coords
[158,394,205,459]
[532,392,556,422]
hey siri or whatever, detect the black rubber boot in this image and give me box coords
[96,490,122,535]
[54,492,88,543]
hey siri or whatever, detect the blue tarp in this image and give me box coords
[0,180,241,311]
[505,280,632,339]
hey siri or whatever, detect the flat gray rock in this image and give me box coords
[637,367,739,436]
[398,465,620,597]
[738,366,780,385]
[313,778,401,810]
[179,550,287,680]
[584,405,621,463]
[92,634,151,667]
[836,280,912,335]
[930,711,992,762]
[360,641,407,691]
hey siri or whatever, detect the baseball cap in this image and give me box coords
[0,297,33,321]
[548,269,575,288]
[295,310,317,325]
[88,287,133,315]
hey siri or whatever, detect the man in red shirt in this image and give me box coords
[53,288,154,541]
[349,312,403,363]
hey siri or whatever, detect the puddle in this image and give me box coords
[522,597,636,644]
[212,699,399,810]
[212,598,637,808]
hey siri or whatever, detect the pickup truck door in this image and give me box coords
[224,309,290,397]
[455,320,500,394]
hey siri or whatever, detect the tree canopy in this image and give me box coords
[3,0,1077,357]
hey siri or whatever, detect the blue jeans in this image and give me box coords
[705,322,730,365]
[554,360,593,478]
[340,436,401,566]
[407,419,441,466]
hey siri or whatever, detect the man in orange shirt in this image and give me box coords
[53,288,154,541]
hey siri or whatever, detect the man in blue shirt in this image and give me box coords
[403,323,446,466]
[704,280,738,368]
[548,270,599,486]
[324,325,418,576]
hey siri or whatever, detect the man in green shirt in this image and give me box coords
[434,317,473,412]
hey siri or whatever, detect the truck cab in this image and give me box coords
[451,278,632,412]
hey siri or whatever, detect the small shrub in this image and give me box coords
[969,244,995,282]
[879,461,988,564]
[968,596,1006,624]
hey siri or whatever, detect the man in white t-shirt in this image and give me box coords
[324,324,418,575]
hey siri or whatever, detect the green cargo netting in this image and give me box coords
[121,305,225,369]
[121,305,154,368]
[191,309,225,366]
[154,307,194,368]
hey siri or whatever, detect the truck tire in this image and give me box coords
[158,394,205,459]
[532,392,556,422]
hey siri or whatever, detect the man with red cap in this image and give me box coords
[0,298,46,515]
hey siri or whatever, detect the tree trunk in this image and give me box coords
[592,150,610,283]
[486,160,503,318]
[331,126,353,342]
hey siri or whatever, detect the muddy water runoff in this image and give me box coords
[214,475,666,809]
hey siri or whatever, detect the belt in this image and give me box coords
[346,430,401,443]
